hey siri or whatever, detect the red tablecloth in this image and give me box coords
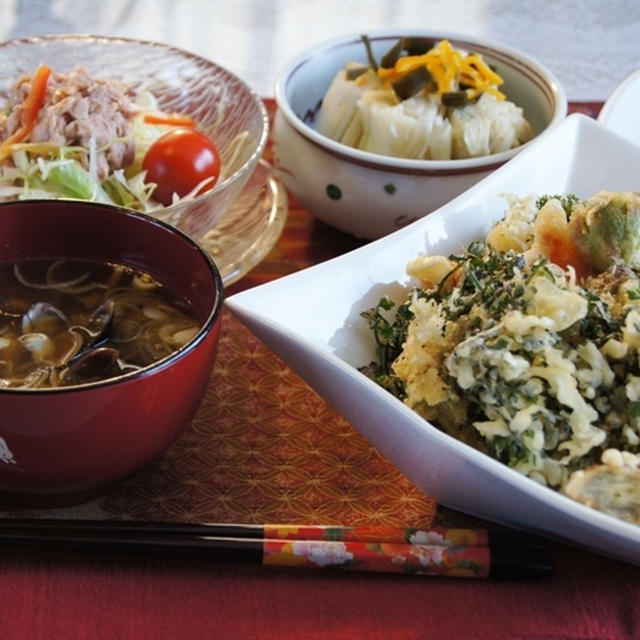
[2,101,639,640]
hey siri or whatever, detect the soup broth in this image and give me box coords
[0,258,202,388]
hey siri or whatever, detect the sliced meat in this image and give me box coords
[1,66,139,179]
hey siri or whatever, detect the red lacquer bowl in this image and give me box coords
[0,200,223,507]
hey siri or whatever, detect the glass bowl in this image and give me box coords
[0,34,269,240]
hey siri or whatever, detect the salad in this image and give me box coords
[0,65,222,210]
[361,191,640,525]
[316,36,532,160]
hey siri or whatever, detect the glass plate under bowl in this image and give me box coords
[199,159,287,285]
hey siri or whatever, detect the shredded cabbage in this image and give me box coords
[0,88,198,211]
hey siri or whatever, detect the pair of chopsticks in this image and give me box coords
[0,519,552,579]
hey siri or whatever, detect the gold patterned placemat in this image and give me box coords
[5,310,438,527]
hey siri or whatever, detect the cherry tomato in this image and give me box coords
[142,128,221,205]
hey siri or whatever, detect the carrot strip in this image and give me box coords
[143,113,196,127]
[20,65,51,131]
[0,64,51,160]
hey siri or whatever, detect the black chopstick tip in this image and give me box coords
[489,547,554,579]
[486,529,550,550]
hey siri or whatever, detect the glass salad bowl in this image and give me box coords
[0,34,269,240]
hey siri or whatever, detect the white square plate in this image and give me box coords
[226,114,640,565]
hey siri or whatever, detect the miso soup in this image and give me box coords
[0,258,202,388]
